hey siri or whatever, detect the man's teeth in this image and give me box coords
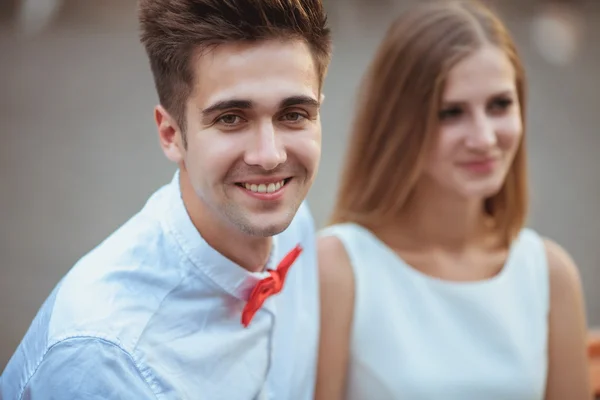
[243,180,285,193]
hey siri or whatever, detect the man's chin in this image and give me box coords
[240,219,292,238]
[227,200,301,237]
[233,209,297,237]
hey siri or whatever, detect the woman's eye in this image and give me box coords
[439,107,463,120]
[489,98,513,112]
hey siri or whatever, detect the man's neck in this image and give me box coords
[179,171,272,273]
[197,219,272,273]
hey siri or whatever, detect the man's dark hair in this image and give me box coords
[138,0,332,135]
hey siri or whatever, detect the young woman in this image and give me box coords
[315,1,591,399]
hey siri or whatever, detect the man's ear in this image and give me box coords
[154,105,185,163]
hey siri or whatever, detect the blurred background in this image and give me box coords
[0,0,598,372]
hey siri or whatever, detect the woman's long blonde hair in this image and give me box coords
[329,0,528,244]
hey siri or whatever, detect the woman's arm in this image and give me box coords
[314,235,355,400]
[544,239,592,399]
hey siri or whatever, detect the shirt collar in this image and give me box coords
[163,170,279,302]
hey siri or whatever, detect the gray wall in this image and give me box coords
[1,0,598,369]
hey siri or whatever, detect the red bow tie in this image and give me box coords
[241,244,303,328]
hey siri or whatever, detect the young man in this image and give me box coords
[0,0,331,398]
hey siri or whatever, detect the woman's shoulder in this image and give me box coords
[317,226,354,280]
[515,228,581,285]
[541,237,583,298]
[514,228,583,307]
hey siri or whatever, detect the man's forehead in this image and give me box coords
[193,40,318,86]
[195,76,318,110]
[188,41,320,115]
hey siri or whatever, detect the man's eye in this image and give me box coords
[282,112,306,122]
[218,114,241,125]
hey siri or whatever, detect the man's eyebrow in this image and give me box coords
[280,95,320,109]
[201,99,252,116]
[201,95,320,116]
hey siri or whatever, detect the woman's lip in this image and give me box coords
[458,159,497,173]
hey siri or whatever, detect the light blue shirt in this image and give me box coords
[1,171,319,399]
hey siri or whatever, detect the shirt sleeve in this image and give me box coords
[20,337,158,400]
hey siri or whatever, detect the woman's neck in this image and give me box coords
[380,180,495,252]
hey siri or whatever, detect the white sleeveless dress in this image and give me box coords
[319,223,549,400]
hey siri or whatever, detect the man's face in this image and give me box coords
[156,39,322,237]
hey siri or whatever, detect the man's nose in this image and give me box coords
[243,121,287,170]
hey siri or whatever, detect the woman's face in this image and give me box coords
[423,45,523,200]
